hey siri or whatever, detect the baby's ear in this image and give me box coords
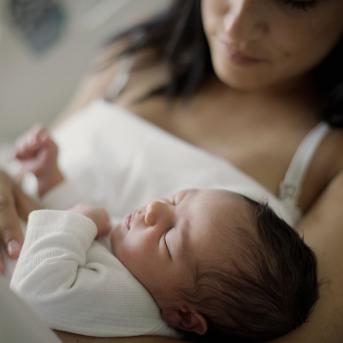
[161,305,208,335]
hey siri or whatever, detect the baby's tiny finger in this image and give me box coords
[36,128,50,145]
[14,137,38,160]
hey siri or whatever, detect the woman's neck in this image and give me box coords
[207,74,323,109]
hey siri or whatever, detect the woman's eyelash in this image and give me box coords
[283,0,318,11]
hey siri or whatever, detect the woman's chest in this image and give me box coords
[125,96,334,211]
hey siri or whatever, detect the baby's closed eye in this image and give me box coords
[164,228,176,259]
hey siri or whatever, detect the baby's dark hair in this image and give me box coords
[179,198,319,342]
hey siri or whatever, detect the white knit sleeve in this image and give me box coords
[10,210,180,338]
[10,210,97,300]
[9,210,110,334]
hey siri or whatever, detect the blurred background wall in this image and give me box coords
[0,0,170,141]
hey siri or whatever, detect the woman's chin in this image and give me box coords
[212,59,274,91]
[216,71,267,92]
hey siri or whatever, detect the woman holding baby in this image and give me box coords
[0,1,343,342]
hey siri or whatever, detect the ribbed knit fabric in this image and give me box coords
[11,210,179,338]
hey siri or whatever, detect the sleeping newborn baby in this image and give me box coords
[10,126,319,342]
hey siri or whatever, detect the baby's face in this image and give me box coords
[110,188,252,309]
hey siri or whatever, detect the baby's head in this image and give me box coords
[111,188,318,341]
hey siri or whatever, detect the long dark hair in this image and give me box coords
[106,0,343,127]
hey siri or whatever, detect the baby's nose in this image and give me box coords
[144,200,172,227]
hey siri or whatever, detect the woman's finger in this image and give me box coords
[0,189,23,259]
[0,171,24,261]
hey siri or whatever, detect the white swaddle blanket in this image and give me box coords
[53,99,296,226]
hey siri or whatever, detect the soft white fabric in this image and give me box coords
[53,100,300,226]
[10,209,179,338]
[0,276,60,343]
[2,177,96,281]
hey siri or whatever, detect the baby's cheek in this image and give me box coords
[115,239,144,261]
[112,229,158,264]
[110,230,135,261]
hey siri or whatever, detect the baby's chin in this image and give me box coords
[109,223,123,254]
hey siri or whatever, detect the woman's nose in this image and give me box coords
[144,200,173,227]
[224,1,268,43]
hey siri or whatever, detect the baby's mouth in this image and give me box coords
[122,207,144,230]
[123,210,136,230]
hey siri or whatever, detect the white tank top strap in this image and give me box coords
[103,55,134,102]
[279,122,330,207]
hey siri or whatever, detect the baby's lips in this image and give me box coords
[123,212,132,230]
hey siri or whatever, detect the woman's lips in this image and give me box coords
[218,40,266,65]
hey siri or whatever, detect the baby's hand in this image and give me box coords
[70,204,112,237]
[14,125,63,196]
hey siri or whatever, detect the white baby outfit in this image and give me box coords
[11,208,178,338]
[10,99,329,338]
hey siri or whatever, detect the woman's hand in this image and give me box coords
[0,169,40,272]
[0,170,23,272]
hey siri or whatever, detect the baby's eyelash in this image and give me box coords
[164,233,172,259]
[282,0,318,11]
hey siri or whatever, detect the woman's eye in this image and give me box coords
[282,0,318,11]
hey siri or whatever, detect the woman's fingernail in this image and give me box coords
[7,240,20,257]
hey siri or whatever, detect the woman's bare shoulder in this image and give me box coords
[300,123,343,259]
[56,331,185,343]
